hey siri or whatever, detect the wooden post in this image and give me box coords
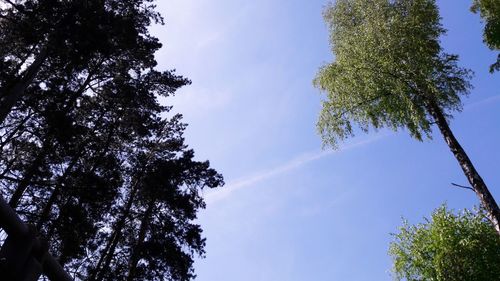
[0,195,72,281]
[0,229,36,280]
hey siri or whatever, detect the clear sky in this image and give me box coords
[151,1,499,280]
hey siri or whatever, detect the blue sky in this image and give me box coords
[151,1,500,280]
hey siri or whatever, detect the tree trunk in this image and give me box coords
[7,66,97,208]
[0,111,33,151]
[35,143,87,230]
[9,138,51,208]
[125,200,155,281]
[0,47,48,125]
[426,100,500,234]
[89,184,140,281]
[44,122,119,241]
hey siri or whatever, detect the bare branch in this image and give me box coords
[451,183,475,192]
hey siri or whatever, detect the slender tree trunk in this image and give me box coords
[8,138,51,208]
[35,143,88,230]
[36,185,61,230]
[87,229,118,281]
[0,111,33,151]
[89,184,140,281]
[125,200,155,281]
[7,65,97,208]
[426,100,500,234]
[0,114,34,179]
[45,122,119,240]
[0,47,48,125]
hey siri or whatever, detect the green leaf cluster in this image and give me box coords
[471,0,500,72]
[314,0,472,148]
[389,206,500,281]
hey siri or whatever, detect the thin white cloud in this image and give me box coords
[464,95,500,110]
[204,95,500,204]
[205,133,389,203]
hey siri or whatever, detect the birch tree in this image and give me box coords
[314,0,500,234]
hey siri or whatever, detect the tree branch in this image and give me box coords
[1,0,26,14]
[451,183,474,192]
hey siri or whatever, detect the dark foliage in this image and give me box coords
[0,1,223,280]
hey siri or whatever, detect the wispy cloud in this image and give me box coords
[204,94,500,204]
[205,133,389,203]
[464,95,500,110]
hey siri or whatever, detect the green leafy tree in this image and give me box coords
[314,0,500,234]
[389,205,500,281]
[471,0,500,72]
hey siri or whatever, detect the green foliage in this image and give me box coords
[471,0,500,72]
[389,206,500,281]
[314,0,472,148]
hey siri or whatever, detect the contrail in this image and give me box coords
[463,94,500,110]
[205,134,389,203]
[205,95,500,204]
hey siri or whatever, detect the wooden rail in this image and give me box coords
[0,194,73,281]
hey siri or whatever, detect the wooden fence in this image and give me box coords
[0,194,72,281]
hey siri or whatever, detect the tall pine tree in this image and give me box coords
[0,1,224,280]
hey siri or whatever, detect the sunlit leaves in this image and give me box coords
[389,206,500,281]
[471,0,500,72]
[314,0,472,148]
